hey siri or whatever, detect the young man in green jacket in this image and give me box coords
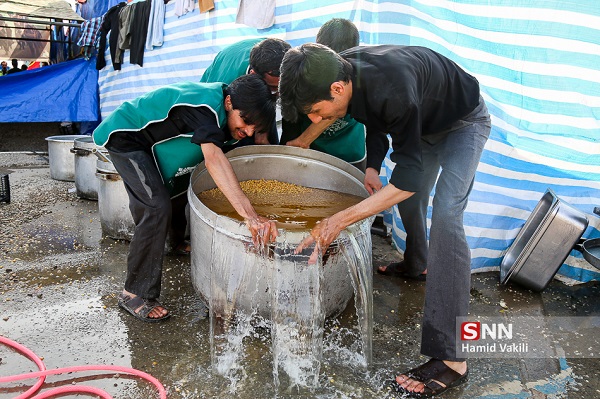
[93,74,278,322]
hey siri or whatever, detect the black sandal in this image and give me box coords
[118,293,170,323]
[377,261,427,281]
[394,358,468,397]
[173,239,191,256]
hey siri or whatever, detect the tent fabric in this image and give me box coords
[0,0,84,22]
[0,56,99,122]
[96,0,600,284]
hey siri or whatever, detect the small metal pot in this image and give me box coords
[45,135,88,181]
[95,155,135,241]
[71,137,99,200]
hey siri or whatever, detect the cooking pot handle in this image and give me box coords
[92,148,111,163]
[95,172,121,181]
[574,207,600,252]
[573,238,585,253]
[70,148,92,156]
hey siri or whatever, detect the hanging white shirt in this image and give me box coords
[236,0,275,29]
[174,0,196,17]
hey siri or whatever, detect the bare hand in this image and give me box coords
[286,137,310,149]
[245,216,278,247]
[364,167,382,195]
[295,218,342,264]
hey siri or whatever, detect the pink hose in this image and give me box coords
[0,335,167,399]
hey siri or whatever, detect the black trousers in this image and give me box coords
[107,149,172,299]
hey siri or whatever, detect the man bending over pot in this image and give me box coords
[278,43,490,397]
[93,74,278,322]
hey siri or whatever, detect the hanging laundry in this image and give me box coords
[174,0,195,17]
[97,2,127,70]
[77,16,103,59]
[236,0,275,29]
[129,0,152,66]
[145,0,166,50]
[199,0,214,13]
[115,4,134,64]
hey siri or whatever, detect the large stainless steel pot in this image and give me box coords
[71,136,99,200]
[46,135,88,181]
[188,145,371,318]
[95,153,135,241]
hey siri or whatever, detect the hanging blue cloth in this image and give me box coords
[93,0,122,18]
[0,57,100,123]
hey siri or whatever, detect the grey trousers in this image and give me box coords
[107,149,172,299]
[398,97,491,360]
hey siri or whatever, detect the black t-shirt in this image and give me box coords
[341,45,481,192]
[5,67,21,75]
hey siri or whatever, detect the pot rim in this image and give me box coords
[45,134,90,142]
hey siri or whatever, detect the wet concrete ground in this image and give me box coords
[1,152,600,399]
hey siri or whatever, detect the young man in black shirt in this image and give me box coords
[280,18,367,170]
[279,43,491,397]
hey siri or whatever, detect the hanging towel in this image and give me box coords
[199,0,214,12]
[145,0,166,50]
[236,0,275,29]
[174,0,195,17]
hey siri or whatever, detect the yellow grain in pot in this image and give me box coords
[197,179,364,231]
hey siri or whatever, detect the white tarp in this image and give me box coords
[0,0,83,22]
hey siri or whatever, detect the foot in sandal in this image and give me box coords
[394,358,468,397]
[118,291,170,323]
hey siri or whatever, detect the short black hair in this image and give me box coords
[279,43,352,122]
[249,38,291,77]
[316,18,359,53]
[225,74,276,135]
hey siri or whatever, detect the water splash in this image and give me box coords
[209,216,267,386]
[207,215,374,394]
[271,233,325,390]
[340,219,374,366]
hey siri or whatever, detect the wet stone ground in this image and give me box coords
[1,152,600,399]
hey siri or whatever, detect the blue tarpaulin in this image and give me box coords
[0,57,99,123]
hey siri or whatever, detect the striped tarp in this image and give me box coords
[97,0,600,283]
